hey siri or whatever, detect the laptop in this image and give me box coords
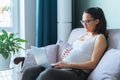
[31,47,52,68]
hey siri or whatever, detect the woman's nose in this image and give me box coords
[83,23,87,27]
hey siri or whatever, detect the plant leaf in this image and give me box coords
[0,29,28,59]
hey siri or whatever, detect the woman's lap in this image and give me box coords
[22,65,88,80]
[37,68,88,80]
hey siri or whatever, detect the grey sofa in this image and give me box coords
[14,28,120,80]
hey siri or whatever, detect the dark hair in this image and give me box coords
[84,7,108,38]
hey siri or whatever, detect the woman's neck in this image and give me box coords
[87,32,97,37]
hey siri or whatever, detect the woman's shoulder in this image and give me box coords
[96,34,106,38]
[95,34,107,42]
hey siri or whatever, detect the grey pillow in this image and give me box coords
[88,49,120,80]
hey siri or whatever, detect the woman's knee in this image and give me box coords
[22,68,33,80]
[22,68,33,76]
[22,66,45,80]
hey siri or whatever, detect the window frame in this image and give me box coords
[0,0,19,34]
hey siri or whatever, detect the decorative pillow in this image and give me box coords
[88,49,120,80]
[30,46,47,65]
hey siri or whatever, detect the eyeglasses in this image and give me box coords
[80,19,95,24]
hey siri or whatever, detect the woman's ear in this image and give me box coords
[95,19,99,24]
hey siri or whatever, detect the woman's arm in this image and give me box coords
[53,34,107,69]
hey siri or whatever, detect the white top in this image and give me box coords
[62,35,98,63]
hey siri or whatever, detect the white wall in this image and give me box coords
[57,0,72,43]
[21,0,120,49]
[89,0,120,29]
[24,0,36,49]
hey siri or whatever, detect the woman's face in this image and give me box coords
[81,13,99,33]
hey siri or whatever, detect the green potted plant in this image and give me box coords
[0,29,27,70]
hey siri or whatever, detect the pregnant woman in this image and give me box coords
[22,7,108,80]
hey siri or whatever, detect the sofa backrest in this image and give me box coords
[68,28,120,50]
[67,28,86,45]
[107,29,120,49]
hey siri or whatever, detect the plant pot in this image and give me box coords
[0,54,11,70]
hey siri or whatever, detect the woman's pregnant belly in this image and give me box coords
[62,49,92,63]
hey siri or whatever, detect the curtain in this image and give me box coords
[36,0,57,47]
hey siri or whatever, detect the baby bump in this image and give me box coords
[62,49,92,63]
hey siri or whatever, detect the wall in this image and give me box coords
[22,0,120,49]
[24,0,36,49]
[89,0,120,29]
[57,0,72,43]
[72,0,90,28]
[73,0,120,29]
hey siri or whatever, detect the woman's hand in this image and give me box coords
[61,48,71,59]
[51,61,70,68]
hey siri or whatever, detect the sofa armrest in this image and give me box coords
[14,57,25,67]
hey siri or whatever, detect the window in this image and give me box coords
[0,0,19,33]
[0,0,11,27]
[0,0,19,79]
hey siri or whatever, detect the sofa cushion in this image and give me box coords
[30,46,47,66]
[88,49,120,80]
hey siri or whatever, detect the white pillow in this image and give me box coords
[30,46,46,65]
[88,49,120,80]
